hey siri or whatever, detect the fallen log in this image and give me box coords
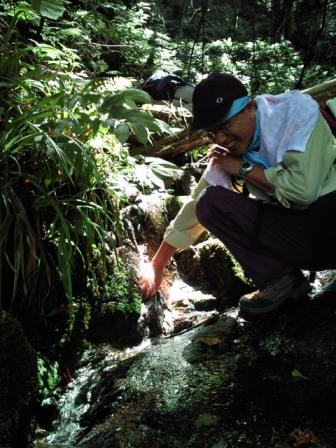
[141,103,192,124]
[131,129,211,159]
[303,78,336,104]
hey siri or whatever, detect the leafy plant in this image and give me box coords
[0,9,164,312]
[37,354,59,399]
[100,87,169,144]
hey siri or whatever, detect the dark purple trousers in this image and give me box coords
[195,186,336,288]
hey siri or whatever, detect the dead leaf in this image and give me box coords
[198,337,225,346]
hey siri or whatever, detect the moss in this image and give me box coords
[37,355,59,400]
[103,259,142,314]
[164,194,188,221]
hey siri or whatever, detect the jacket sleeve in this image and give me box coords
[264,114,336,208]
[163,175,209,249]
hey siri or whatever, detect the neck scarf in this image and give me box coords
[225,98,270,168]
[243,110,271,168]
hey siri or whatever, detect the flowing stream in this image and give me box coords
[34,274,219,448]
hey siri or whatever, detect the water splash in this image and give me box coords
[44,341,152,447]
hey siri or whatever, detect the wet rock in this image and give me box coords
[168,278,217,310]
[191,295,218,311]
[73,315,247,447]
[164,194,188,222]
[0,311,37,448]
[168,165,197,196]
[138,292,168,337]
[48,277,336,448]
[121,193,171,251]
[36,397,59,431]
[88,245,144,347]
[40,272,336,448]
[88,255,167,345]
[164,278,220,334]
[183,314,239,363]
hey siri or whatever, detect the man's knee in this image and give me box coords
[195,185,229,226]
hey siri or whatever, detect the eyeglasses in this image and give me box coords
[211,107,246,135]
[201,126,233,144]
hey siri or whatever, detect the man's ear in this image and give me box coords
[246,99,255,110]
[246,99,256,116]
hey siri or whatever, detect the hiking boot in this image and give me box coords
[239,272,311,316]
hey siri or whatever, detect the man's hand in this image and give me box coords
[208,145,242,177]
[140,261,163,300]
[207,145,274,192]
[139,241,177,300]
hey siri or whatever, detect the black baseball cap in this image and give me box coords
[191,73,248,131]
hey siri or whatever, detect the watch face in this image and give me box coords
[239,161,253,178]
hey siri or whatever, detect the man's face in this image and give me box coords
[213,101,256,156]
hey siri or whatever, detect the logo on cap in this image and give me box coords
[216,97,223,104]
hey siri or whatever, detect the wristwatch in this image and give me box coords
[238,160,254,179]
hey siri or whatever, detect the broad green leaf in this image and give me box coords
[146,158,183,180]
[31,0,66,20]
[148,171,165,190]
[117,88,152,105]
[114,123,130,144]
[101,89,152,113]
[37,92,64,108]
[146,158,182,171]
[151,165,182,180]
[132,123,150,144]
[59,28,85,39]
[194,413,220,429]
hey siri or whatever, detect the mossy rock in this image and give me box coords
[122,193,171,251]
[164,194,188,221]
[175,238,253,305]
[88,304,142,347]
[0,311,37,448]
